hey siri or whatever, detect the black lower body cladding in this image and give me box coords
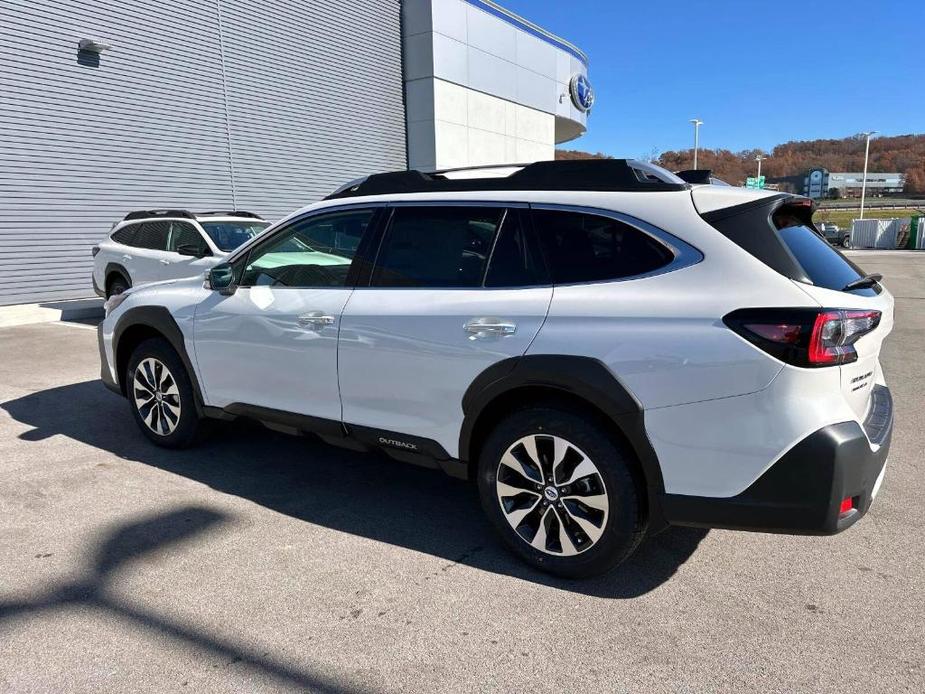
[661,387,893,535]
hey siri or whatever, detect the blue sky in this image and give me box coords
[499,0,924,157]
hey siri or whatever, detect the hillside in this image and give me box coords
[558,134,925,192]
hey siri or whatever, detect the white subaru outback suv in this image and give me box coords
[92,209,269,298]
[98,160,894,578]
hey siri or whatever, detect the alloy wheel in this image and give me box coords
[133,357,181,436]
[495,434,609,556]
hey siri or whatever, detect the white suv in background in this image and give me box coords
[98,160,894,578]
[92,210,269,298]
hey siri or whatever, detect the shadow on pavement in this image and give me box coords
[2,380,707,599]
[0,507,355,692]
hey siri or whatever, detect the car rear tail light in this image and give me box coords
[91,245,100,257]
[839,497,855,515]
[724,308,881,367]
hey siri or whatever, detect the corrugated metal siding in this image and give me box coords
[219,0,407,220]
[0,0,406,305]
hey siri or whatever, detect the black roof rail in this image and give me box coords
[197,210,264,219]
[123,209,195,221]
[325,159,690,200]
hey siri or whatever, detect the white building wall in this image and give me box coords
[403,0,591,171]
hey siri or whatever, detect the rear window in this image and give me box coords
[776,222,876,296]
[702,197,876,296]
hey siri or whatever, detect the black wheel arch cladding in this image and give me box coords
[104,263,131,288]
[460,355,666,518]
[112,306,205,415]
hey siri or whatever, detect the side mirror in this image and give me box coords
[207,263,236,294]
[177,243,210,258]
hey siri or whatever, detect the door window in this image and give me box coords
[531,209,673,284]
[239,209,374,288]
[133,221,170,251]
[167,222,209,255]
[371,206,503,288]
[484,211,547,287]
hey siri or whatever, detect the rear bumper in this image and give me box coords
[92,273,105,298]
[662,385,893,535]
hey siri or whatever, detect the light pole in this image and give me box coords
[755,154,767,182]
[859,131,877,220]
[690,119,703,169]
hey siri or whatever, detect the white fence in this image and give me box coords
[850,218,905,249]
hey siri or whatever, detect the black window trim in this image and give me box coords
[528,203,704,287]
[360,201,551,291]
[230,203,387,289]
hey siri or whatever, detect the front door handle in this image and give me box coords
[297,311,336,329]
[464,317,517,338]
[159,259,172,265]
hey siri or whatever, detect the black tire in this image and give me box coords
[126,337,207,448]
[841,235,851,249]
[106,275,129,299]
[477,405,646,579]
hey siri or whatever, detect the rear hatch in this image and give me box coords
[695,188,894,423]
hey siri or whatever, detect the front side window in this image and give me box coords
[239,209,374,288]
[200,220,269,252]
[133,221,170,251]
[531,210,674,284]
[167,222,208,254]
[371,206,503,288]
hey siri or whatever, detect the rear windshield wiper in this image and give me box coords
[842,273,882,291]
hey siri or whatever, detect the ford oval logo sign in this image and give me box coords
[569,74,594,112]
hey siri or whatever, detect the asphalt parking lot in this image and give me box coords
[1,251,923,693]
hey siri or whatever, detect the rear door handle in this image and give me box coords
[297,311,336,329]
[159,259,171,265]
[464,317,517,338]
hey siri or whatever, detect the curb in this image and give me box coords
[0,298,104,328]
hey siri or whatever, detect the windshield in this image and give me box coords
[200,220,269,252]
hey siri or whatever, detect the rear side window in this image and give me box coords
[111,224,138,245]
[133,221,169,250]
[371,206,502,288]
[531,210,674,284]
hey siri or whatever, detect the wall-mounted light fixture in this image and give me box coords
[78,38,111,53]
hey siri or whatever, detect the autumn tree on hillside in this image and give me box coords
[559,134,925,193]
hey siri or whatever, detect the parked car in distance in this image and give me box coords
[92,210,269,298]
[98,160,894,578]
[819,221,851,248]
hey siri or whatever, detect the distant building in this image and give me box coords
[769,168,906,199]
[826,172,904,197]
[804,168,830,199]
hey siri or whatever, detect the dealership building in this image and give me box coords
[0,0,592,305]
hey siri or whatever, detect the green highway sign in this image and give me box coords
[745,176,766,189]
